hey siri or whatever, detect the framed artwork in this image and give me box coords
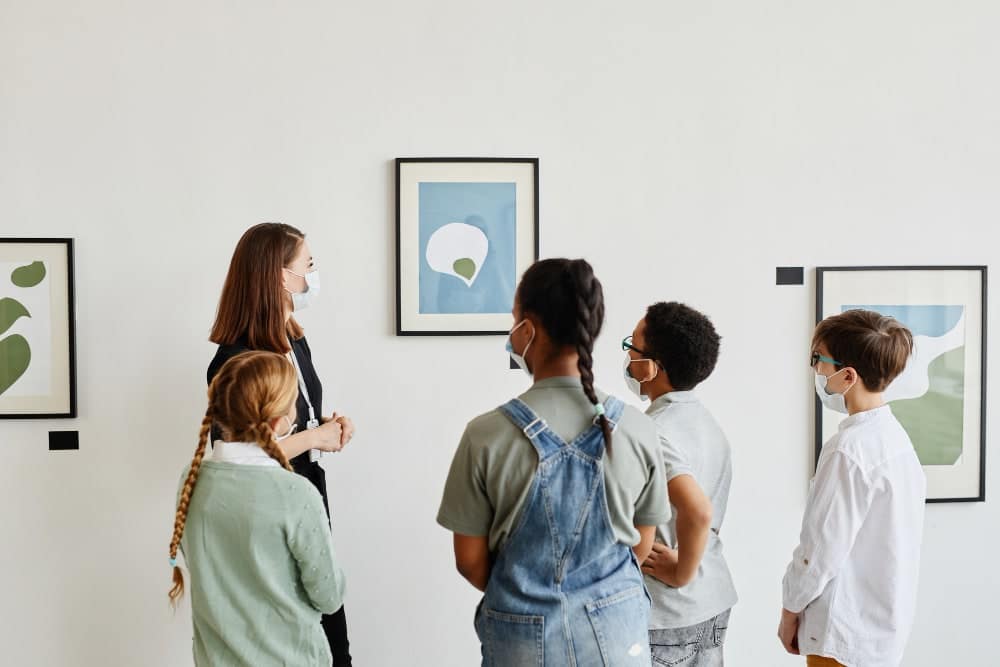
[816,266,987,502]
[396,157,539,335]
[0,238,77,418]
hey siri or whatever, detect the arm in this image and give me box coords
[287,485,347,614]
[453,534,491,592]
[632,525,656,562]
[278,421,344,459]
[645,474,713,587]
[782,450,873,613]
[671,474,713,585]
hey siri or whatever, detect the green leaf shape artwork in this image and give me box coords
[453,258,477,282]
[0,298,31,336]
[0,334,31,396]
[11,261,46,288]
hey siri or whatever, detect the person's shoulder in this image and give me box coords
[464,405,517,449]
[608,398,659,453]
[207,339,251,380]
[250,466,323,508]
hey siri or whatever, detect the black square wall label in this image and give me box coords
[49,431,79,451]
[776,267,805,285]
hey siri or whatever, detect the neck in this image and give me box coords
[845,390,885,415]
[642,374,676,401]
[645,387,670,402]
[531,353,581,382]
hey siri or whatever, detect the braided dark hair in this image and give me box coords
[518,258,612,452]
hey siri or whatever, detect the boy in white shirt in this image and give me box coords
[779,309,926,667]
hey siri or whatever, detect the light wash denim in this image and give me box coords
[648,609,730,667]
[475,397,652,667]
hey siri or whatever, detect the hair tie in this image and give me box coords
[593,403,606,417]
[169,557,177,568]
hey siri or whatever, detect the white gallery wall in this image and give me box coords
[1,1,997,665]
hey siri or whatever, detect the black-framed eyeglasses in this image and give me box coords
[622,336,649,356]
[810,352,843,368]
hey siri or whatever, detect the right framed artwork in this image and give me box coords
[815,266,988,503]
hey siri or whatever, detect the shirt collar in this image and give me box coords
[211,441,281,467]
[838,404,892,430]
[648,390,698,411]
[530,376,586,390]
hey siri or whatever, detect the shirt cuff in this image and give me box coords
[436,512,489,537]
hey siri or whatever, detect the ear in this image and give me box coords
[268,415,286,433]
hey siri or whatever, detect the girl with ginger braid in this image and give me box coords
[169,351,346,666]
[437,258,670,666]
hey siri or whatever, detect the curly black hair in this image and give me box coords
[643,302,720,391]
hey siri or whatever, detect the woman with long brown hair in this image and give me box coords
[208,222,356,665]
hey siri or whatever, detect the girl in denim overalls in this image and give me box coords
[438,259,669,666]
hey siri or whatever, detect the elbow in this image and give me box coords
[674,570,697,588]
[455,558,478,584]
[316,573,347,615]
[691,502,713,530]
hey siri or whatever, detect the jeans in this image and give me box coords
[649,609,730,667]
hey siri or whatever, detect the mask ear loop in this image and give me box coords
[629,358,658,384]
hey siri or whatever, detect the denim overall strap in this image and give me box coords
[569,396,626,459]
[498,398,565,460]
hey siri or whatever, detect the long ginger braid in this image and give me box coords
[252,421,293,471]
[168,411,213,607]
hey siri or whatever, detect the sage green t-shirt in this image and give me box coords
[437,377,670,553]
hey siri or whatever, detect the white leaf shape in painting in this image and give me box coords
[425,222,489,287]
[884,310,965,403]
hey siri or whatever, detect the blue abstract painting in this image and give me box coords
[418,182,516,315]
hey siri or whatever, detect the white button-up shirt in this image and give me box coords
[783,405,926,667]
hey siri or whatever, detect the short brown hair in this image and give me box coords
[210,223,305,353]
[812,309,913,392]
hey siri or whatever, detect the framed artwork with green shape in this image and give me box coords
[0,239,77,418]
[396,158,539,335]
[815,266,987,502]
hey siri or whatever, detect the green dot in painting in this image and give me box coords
[11,261,46,288]
[453,258,476,281]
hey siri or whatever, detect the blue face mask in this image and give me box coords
[506,320,534,376]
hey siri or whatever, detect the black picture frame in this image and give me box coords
[815,265,987,503]
[395,157,539,336]
[0,238,77,419]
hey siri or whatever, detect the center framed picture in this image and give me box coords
[395,157,539,336]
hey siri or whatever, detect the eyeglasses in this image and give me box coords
[622,336,648,356]
[810,352,843,368]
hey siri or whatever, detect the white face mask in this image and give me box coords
[284,268,320,312]
[274,415,297,442]
[623,354,657,400]
[506,320,534,377]
[815,368,853,414]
